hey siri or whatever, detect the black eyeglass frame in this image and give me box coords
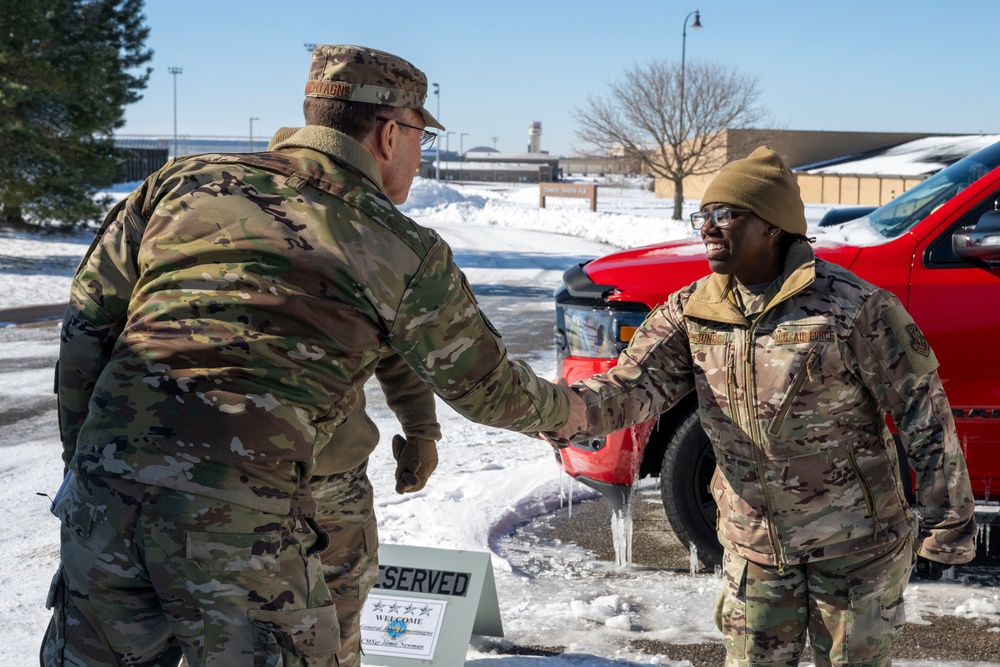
[690,207,754,230]
[375,115,437,148]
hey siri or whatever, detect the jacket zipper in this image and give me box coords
[847,447,881,538]
[726,347,740,428]
[768,349,818,437]
[741,325,787,573]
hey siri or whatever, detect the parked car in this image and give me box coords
[817,205,877,227]
[553,141,1000,565]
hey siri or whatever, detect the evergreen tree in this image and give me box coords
[0,0,152,228]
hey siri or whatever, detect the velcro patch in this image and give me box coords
[882,304,938,376]
[772,329,835,345]
[904,323,930,356]
[305,80,352,98]
[689,332,727,345]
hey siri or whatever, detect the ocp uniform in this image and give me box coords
[48,126,568,666]
[574,241,976,665]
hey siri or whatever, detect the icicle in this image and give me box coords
[567,476,573,520]
[689,542,699,576]
[553,451,567,510]
[611,506,633,566]
[558,470,566,510]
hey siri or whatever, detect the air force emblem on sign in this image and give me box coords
[384,618,408,641]
[905,323,931,357]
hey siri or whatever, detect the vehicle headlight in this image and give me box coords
[559,306,648,358]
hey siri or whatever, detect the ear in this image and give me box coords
[370,117,398,163]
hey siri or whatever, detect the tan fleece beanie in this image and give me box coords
[701,146,807,235]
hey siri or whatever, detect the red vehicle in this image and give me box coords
[554,141,1000,565]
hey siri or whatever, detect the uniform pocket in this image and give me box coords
[186,530,282,572]
[718,550,748,660]
[51,479,95,539]
[841,539,911,664]
[40,568,66,666]
[248,604,341,666]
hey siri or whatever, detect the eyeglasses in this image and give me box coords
[376,115,437,149]
[690,207,753,230]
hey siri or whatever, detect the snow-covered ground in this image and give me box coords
[1,179,997,666]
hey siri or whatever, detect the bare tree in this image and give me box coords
[573,59,769,220]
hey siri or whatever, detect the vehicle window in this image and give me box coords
[868,141,1000,240]
[925,189,1000,266]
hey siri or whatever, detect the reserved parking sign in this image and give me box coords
[360,544,503,666]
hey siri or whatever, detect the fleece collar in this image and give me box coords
[273,125,383,192]
[682,241,816,325]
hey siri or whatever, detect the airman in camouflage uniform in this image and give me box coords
[550,147,976,666]
[43,44,571,667]
[265,125,442,667]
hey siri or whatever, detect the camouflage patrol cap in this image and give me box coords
[305,44,445,130]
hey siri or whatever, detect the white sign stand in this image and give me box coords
[360,544,503,666]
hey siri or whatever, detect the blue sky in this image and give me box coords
[122,0,998,156]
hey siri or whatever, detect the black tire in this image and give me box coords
[660,404,723,568]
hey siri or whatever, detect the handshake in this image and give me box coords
[390,379,585,493]
[538,377,587,449]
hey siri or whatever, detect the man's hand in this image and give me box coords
[545,378,587,443]
[392,435,438,494]
[913,555,952,581]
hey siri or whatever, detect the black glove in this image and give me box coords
[913,556,952,581]
[392,435,438,494]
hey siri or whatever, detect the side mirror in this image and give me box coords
[953,210,1000,263]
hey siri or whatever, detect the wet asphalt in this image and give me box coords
[504,489,1000,666]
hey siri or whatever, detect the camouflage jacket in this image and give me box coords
[58,125,567,514]
[314,350,441,478]
[572,242,976,567]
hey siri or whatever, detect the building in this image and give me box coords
[114,136,169,182]
[112,134,279,182]
[419,149,560,183]
[558,154,646,177]
[420,159,553,183]
[653,129,998,206]
[116,134,271,160]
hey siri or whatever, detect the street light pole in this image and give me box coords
[679,10,702,147]
[249,117,259,152]
[677,10,702,220]
[432,83,440,180]
[460,132,468,156]
[168,67,183,158]
[491,136,498,150]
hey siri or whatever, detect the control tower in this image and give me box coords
[527,121,542,153]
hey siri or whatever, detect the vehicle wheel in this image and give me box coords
[660,404,723,568]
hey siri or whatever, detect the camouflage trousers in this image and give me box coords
[41,473,338,666]
[310,461,379,667]
[715,536,913,667]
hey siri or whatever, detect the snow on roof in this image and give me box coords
[797,135,1000,177]
[434,161,548,171]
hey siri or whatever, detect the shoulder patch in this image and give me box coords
[882,304,938,376]
[903,323,930,357]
